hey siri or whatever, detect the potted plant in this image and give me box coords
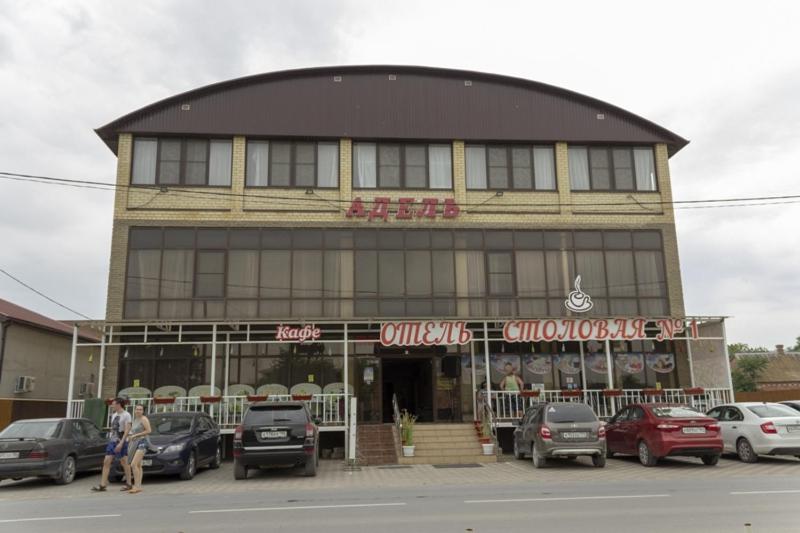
[602,389,623,397]
[400,410,417,457]
[642,388,663,396]
[153,396,176,404]
[479,416,495,455]
[683,387,705,395]
[561,389,582,398]
[520,389,541,398]
[247,394,268,402]
[200,395,222,404]
[292,394,313,401]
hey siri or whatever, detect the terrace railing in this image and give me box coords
[488,387,733,423]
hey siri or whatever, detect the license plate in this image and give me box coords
[261,431,287,439]
[786,425,800,433]
[682,427,706,434]
[0,452,19,459]
[142,459,152,466]
[562,432,588,439]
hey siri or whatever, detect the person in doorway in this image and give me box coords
[92,397,132,492]
[127,404,152,494]
[499,362,524,417]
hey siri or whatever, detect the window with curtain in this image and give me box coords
[131,137,234,187]
[353,142,452,189]
[131,138,157,185]
[466,144,556,190]
[568,145,657,191]
[195,251,225,298]
[246,140,338,188]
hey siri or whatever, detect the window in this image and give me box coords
[487,252,514,296]
[246,140,339,188]
[465,145,556,190]
[195,251,225,298]
[353,142,452,189]
[568,146,656,191]
[131,137,232,186]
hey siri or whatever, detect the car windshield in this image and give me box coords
[650,406,703,418]
[545,404,596,423]
[245,405,307,425]
[747,404,799,418]
[150,416,194,435]
[0,421,60,439]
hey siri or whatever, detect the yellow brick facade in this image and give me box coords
[106,137,685,320]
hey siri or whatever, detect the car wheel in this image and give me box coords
[304,450,318,477]
[532,443,546,469]
[54,455,76,485]
[179,451,197,480]
[209,445,222,469]
[606,448,615,459]
[592,454,607,468]
[701,454,720,466]
[638,440,658,467]
[737,438,758,463]
[234,459,248,480]
[513,439,525,460]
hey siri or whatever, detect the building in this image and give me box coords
[0,298,99,428]
[734,345,800,391]
[70,66,733,447]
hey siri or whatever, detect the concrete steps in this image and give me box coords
[398,423,496,465]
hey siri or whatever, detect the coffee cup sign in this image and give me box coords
[564,275,593,313]
[275,324,322,343]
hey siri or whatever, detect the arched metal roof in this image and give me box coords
[95,65,688,155]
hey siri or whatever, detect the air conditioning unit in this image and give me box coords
[79,382,95,397]
[14,376,35,393]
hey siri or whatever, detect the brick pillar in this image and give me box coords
[555,142,571,216]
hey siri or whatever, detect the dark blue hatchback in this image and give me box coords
[113,411,221,480]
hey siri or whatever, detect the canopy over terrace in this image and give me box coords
[65,316,733,432]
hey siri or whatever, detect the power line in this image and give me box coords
[0,267,91,320]
[2,171,799,211]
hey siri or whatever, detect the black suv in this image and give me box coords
[233,401,319,479]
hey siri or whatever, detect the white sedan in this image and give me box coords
[706,402,800,462]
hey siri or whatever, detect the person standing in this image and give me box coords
[499,362,524,418]
[127,404,152,494]
[92,397,132,492]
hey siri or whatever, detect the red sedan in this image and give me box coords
[605,403,723,466]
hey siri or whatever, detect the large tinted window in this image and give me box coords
[131,137,232,186]
[650,406,703,418]
[150,415,195,434]
[568,146,656,191]
[0,421,61,439]
[544,404,597,423]
[245,405,308,425]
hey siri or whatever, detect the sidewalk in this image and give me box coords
[1,455,798,501]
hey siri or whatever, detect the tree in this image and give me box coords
[789,336,800,352]
[727,343,768,355]
[731,355,769,392]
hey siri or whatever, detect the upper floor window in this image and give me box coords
[246,140,339,188]
[131,137,232,187]
[568,146,656,192]
[353,142,452,189]
[466,144,556,191]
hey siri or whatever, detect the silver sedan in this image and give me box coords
[706,402,800,462]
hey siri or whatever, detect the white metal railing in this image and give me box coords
[73,394,348,429]
[489,388,734,422]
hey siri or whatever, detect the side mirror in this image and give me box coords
[99,431,109,439]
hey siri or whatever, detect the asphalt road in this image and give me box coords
[1,471,799,533]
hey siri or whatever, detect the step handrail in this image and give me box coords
[391,393,403,451]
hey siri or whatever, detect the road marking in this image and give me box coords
[190,502,407,514]
[0,514,121,524]
[731,490,800,495]
[465,494,670,504]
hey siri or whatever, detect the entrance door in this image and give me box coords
[381,358,433,423]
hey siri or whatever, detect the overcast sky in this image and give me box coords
[0,1,798,348]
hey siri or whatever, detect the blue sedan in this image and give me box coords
[113,411,221,480]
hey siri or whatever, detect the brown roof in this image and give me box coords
[756,354,800,383]
[0,298,101,342]
[96,65,688,155]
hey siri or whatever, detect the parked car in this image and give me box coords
[706,402,800,462]
[606,403,722,466]
[512,402,606,468]
[0,418,106,485]
[780,401,800,413]
[111,411,221,480]
[233,401,319,479]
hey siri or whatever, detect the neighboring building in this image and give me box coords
[0,298,99,428]
[734,345,800,391]
[80,66,731,432]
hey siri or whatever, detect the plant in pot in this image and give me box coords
[479,417,495,455]
[400,410,417,457]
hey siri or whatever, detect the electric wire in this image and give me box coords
[0,267,91,319]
